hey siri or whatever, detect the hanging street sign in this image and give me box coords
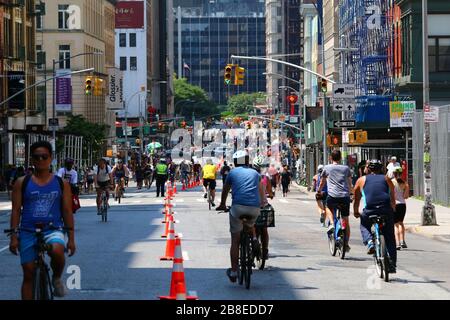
[333,120,356,128]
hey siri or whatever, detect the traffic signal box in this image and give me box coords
[85,77,92,95]
[320,79,328,93]
[327,134,342,147]
[93,77,104,96]
[348,130,368,144]
[224,64,233,85]
[234,66,245,86]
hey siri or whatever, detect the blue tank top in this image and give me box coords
[21,176,63,229]
[362,174,391,214]
[317,175,328,193]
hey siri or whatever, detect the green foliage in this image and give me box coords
[63,115,108,160]
[174,78,219,118]
[227,92,266,115]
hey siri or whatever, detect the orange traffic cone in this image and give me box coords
[159,238,198,300]
[182,183,186,191]
[174,185,177,194]
[160,217,177,259]
[161,213,178,237]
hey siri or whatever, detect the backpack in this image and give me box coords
[97,165,110,175]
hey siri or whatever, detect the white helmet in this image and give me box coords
[233,150,249,165]
[252,155,265,169]
[317,164,324,172]
[206,158,213,165]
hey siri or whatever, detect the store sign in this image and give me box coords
[55,69,72,112]
[115,1,144,29]
[106,68,124,110]
[389,101,415,127]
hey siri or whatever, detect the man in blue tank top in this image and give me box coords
[8,141,75,299]
[353,159,397,272]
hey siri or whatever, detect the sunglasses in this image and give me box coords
[32,154,50,161]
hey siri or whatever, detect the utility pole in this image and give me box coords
[421,0,437,225]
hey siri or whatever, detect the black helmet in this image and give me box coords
[65,158,74,165]
[367,159,383,171]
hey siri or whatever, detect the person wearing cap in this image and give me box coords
[57,158,78,196]
[387,156,401,179]
[155,158,168,197]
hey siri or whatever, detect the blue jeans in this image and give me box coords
[360,209,397,265]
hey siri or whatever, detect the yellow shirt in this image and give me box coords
[202,164,217,180]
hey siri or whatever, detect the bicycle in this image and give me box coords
[254,205,275,270]
[207,185,212,211]
[327,204,348,260]
[100,189,109,222]
[115,178,125,204]
[369,215,391,282]
[4,224,71,300]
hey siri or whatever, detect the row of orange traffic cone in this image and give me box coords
[181,179,202,191]
[159,181,198,300]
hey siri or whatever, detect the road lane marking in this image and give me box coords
[0,205,12,210]
[175,199,184,203]
[196,199,204,202]
[279,199,289,204]
[302,201,310,204]
[0,246,9,253]
[182,251,190,261]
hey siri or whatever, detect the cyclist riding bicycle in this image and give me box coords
[111,160,130,201]
[202,158,218,207]
[252,155,273,260]
[314,165,328,226]
[216,150,265,283]
[180,160,191,187]
[9,141,75,299]
[317,150,353,253]
[94,158,113,215]
[353,159,397,273]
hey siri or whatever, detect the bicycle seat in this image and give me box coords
[239,215,254,221]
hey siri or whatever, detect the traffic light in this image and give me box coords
[224,64,233,85]
[93,77,104,96]
[320,79,328,93]
[234,65,245,86]
[348,130,368,144]
[85,77,92,95]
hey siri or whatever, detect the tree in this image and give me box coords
[227,92,266,115]
[174,78,219,119]
[63,115,108,161]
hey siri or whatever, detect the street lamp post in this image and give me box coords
[124,88,147,159]
[51,51,103,168]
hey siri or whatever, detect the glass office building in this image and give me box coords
[174,0,266,105]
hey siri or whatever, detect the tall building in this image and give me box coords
[36,0,117,149]
[115,0,150,119]
[1,0,38,168]
[174,0,266,105]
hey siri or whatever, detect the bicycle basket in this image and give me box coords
[255,205,275,228]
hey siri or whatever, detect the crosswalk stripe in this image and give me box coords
[279,199,289,204]
[302,201,310,204]
[196,199,204,202]
[175,199,185,203]
[182,251,190,261]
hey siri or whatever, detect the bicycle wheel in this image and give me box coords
[208,190,211,211]
[380,235,389,282]
[238,237,245,286]
[338,229,346,260]
[373,235,383,278]
[102,197,108,222]
[328,224,337,256]
[33,265,52,300]
[244,235,252,290]
[255,231,265,270]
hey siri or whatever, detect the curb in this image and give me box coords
[406,225,450,243]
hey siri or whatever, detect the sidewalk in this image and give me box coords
[291,183,450,243]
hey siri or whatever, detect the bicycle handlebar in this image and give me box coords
[4,225,73,235]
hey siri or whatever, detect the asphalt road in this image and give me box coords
[1,182,450,300]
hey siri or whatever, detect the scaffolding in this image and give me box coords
[339,0,395,125]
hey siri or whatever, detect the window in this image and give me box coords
[119,33,126,47]
[429,37,450,72]
[129,33,136,47]
[130,57,137,71]
[36,45,45,70]
[58,45,70,69]
[58,5,69,29]
[36,13,43,30]
[120,57,127,71]
[401,16,411,76]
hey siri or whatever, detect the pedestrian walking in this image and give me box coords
[281,165,292,197]
[392,167,410,250]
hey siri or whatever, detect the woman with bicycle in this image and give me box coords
[8,141,75,299]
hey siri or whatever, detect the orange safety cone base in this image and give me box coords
[159,295,198,300]
[161,233,179,239]
[159,256,175,261]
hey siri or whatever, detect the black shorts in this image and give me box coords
[394,204,406,223]
[97,181,110,189]
[326,196,351,217]
[203,179,216,190]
